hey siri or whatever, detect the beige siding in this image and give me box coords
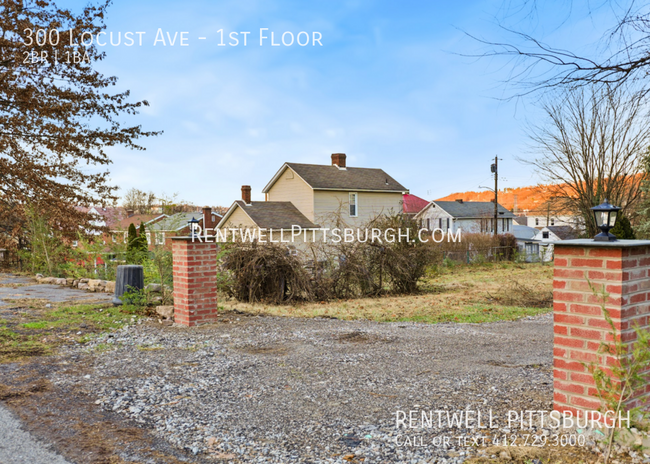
[314,190,403,227]
[266,167,314,221]
[220,206,256,229]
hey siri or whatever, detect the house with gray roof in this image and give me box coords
[414,199,516,235]
[217,153,408,238]
[512,224,543,262]
[144,209,222,247]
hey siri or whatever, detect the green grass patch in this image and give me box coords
[21,321,49,329]
[0,302,147,363]
[396,305,551,324]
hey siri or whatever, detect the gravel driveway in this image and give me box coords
[51,311,555,463]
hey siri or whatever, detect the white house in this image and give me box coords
[533,225,577,261]
[414,199,516,234]
[512,224,542,262]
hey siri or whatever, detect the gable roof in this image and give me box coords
[146,212,204,231]
[403,194,429,215]
[543,225,577,240]
[418,201,516,219]
[512,224,540,241]
[262,162,407,193]
[218,201,318,230]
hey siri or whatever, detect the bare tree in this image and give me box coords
[121,188,156,214]
[523,85,650,236]
[475,1,650,96]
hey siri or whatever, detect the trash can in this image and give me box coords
[112,265,144,305]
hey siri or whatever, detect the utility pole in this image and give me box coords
[491,156,498,235]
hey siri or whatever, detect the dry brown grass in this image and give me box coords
[219,262,554,324]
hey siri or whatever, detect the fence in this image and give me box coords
[441,246,516,264]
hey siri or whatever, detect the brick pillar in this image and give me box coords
[553,240,650,419]
[172,237,218,326]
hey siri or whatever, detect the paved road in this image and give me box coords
[0,404,72,464]
[0,274,111,307]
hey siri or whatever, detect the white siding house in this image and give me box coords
[532,226,578,262]
[414,200,515,234]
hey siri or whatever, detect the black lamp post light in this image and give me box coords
[188,217,200,237]
[590,199,621,242]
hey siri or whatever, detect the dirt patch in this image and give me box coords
[337,330,370,342]
[0,378,49,400]
[0,357,207,464]
[335,330,395,344]
[238,344,289,355]
[488,280,553,308]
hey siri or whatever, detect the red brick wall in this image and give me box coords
[172,238,218,326]
[553,244,650,417]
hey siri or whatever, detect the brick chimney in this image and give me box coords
[202,206,213,230]
[331,153,346,168]
[126,209,134,217]
[241,185,252,205]
[455,199,463,204]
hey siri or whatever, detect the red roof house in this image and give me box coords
[402,194,430,216]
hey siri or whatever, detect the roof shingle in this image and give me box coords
[432,201,516,218]
[263,163,407,193]
[223,201,318,229]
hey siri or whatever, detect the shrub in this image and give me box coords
[372,214,434,293]
[219,213,435,302]
[611,213,636,239]
[125,223,139,264]
[220,241,313,304]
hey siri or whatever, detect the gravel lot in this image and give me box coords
[51,311,558,463]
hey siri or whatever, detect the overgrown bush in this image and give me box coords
[125,222,150,265]
[219,241,313,304]
[142,245,174,305]
[219,213,435,303]
[18,206,80,277]
[373,214,434,293]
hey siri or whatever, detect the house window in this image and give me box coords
[542,231,549,239]
[438,218,442,229]
[426,218,430,230]
[155,232,165,245]
[349,193,358,217]
[551,218,555,226]
[112,234,116,243]
[446,218,450,230]
[146,232,151,244]
[535,218,539,226]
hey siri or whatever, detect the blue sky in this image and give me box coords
[59,0,616,207]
